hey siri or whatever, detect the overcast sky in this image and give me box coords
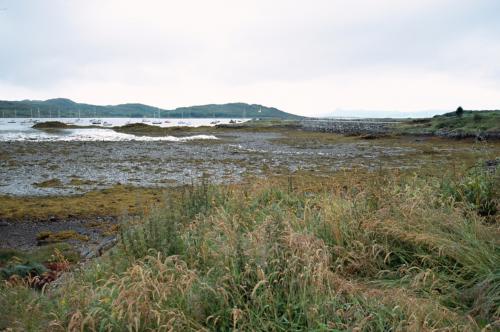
[1,0,499,117]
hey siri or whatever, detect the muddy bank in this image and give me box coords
[0,217,118,253]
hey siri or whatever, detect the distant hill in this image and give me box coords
[0,98,302,119]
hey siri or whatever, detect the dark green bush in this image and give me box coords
[0,263,47,280]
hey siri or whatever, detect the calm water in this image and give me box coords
[0,118,248,142]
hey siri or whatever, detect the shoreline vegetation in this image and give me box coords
[1,166,499,330]
[395,109,500,139]
[1,111,499,330]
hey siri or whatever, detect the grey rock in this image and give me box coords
[83,236,117,259]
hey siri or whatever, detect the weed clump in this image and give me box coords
[441,162,499,217]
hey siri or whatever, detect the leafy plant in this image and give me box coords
[441,163,498,216]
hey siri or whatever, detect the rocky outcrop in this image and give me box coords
[81,236,117,259]
[434,130,500,140]
[300,119,500,140]
[300,119,399,135]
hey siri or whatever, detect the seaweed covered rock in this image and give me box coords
[32,121,71,129]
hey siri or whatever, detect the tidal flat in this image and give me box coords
[1,129,496,197]
[1,128,497,251]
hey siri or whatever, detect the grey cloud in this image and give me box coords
[0,0,499,115]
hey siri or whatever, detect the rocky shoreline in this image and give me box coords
[1,128,499,264]
[299,118,500,140]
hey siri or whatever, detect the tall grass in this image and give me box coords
[1,167,498,331]
[440,163,499,217]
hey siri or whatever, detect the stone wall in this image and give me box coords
[300,119,399,135]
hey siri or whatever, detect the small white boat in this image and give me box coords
[103,121,113,126]
[152,108,162,124]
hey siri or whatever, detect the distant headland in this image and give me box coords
[0,98,303,119]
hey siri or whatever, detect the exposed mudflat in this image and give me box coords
[0,130,436,196]
[0,217,117,252]
[1,129,498,251]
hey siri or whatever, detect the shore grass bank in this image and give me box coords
[1,164,498,330]
[395,110,500,139]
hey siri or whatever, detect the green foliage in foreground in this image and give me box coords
[441,164,499,217]
[1,166,499,331]
[0,243,79,280]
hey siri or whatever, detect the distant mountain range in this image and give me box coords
[0,98,303,119]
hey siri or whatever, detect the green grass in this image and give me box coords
[397,110,500,136]
[0,243,79,282]
[0,243,79,267]
[1,166,499,331]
